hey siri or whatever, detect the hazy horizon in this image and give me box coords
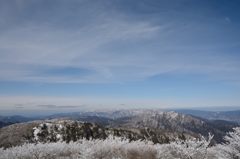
[1,105,240,117]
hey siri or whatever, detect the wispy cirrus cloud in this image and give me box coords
[0,17,161,83]
[0,0,240,85]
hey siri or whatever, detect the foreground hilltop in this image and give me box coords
[0,110,238,148]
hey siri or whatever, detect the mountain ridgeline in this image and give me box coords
[175,109,240,123]
[0,109,238,148]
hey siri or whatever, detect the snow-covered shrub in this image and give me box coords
[70,136,157,159]
[156,134,213,159]
[0,136,211,159]
[0,137,157,159]
[1,127,240,159]
[0,142,82,159]
[211,127,240,159]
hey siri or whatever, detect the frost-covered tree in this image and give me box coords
[212,127,240,159]
[1,128,240,159]
[157,133,214,159]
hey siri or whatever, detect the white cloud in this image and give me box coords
[1,95,240,112]
[0,0,239,84]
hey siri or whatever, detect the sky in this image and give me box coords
[0,0,240,115]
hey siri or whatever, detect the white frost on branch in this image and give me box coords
[1,128,240,159]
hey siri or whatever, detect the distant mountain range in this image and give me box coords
[2,109,240,127]
[0,115,37,128]
[0,121,10,128]
[0,109,239,148]
[174,109,240,123]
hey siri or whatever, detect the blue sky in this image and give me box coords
[0,0,240,115]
